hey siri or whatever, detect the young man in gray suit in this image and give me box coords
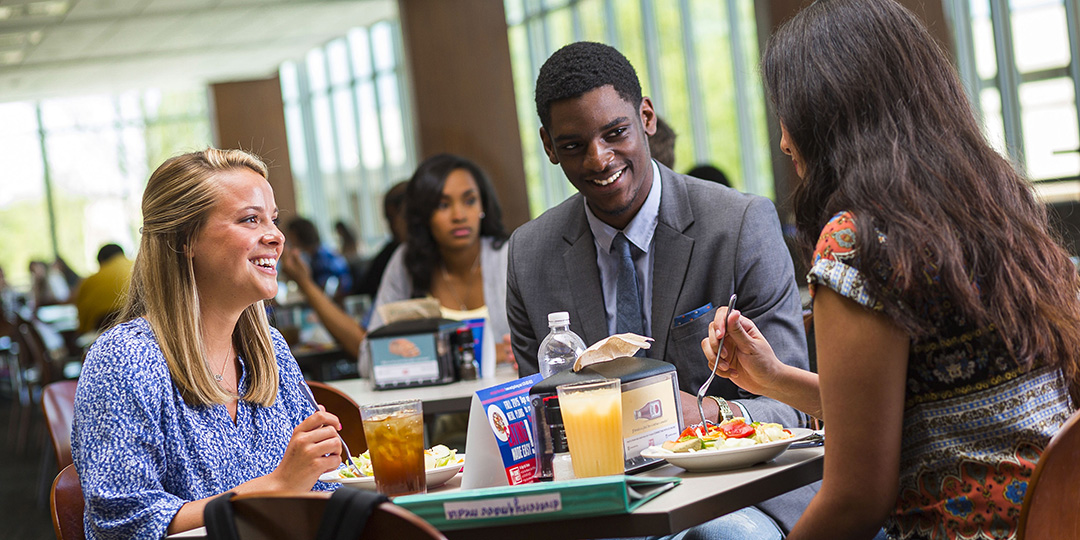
[505,41,816,537]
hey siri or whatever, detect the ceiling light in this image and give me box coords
[0,6,18,20]
[26,1,69,18]
[28,30,44,45]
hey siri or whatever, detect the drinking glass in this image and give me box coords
[359,399,426,496]
[556,378,624,477]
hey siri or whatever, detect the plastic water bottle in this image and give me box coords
[538,311,587,378]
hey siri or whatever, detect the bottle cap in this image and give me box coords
[542,395,562,424]
[547,311,570,326]
[453,327,475,345]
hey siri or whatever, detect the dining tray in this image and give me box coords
[393,475,680,530]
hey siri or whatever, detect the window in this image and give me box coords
[279,18,416,256]
[947,0,1080,182]
[505,0,773,216]
[0,90,211,290]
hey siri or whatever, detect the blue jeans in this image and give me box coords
[636,507,784,540]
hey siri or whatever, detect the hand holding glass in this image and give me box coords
[556,379,624,478]
[359,399,427,496]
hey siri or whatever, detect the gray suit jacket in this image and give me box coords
[506,165,816,531]
[508,164,810,426]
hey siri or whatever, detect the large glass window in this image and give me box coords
[505,0,773,216]
[280,18,415,256]
[0,89,211,290]
[948,0,1080,182]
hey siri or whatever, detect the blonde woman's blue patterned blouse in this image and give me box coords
[72,317,336,540]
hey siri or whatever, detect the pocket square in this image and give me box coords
[674,303,713,328]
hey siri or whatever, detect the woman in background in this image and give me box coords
[704,1,1080,539]
[281,153,513,365]
[73,149,342,539]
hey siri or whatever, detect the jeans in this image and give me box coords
[635,507,784,540]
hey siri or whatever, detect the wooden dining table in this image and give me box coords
[167,445,824,539]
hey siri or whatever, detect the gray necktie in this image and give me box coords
[613,232,646,338]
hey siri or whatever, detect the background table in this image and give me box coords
[328,363,519,415]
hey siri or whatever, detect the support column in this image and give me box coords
[398,0,530,230]
[210,75,297,219]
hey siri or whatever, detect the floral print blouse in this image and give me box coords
[807,212,1073,540]
[72,318,336,540]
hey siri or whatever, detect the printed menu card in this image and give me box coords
[460,373,543,489]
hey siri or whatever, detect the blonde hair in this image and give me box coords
[119,148,279,407]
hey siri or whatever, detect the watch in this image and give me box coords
[706,395,734,422]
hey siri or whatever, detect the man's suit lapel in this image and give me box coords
[650,167,695,361]
[562,205,609,347]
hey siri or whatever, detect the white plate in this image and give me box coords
[319,454,465,489]
[640,428,815,472]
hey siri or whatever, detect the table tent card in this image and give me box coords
[461,374,543,489]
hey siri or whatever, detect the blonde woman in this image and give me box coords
[72,149,343,540]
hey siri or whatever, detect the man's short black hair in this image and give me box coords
[97,244,124,265]
[534,41,643,129]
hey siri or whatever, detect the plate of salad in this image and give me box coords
[640,418,814,472]
[319,445,464,488]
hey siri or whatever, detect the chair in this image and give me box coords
[220,491,446,540]
[307,380,367,456]
[1017,407,1080,540]
[50,463,86,540]
[42,380,78,470]
[7,314,61,458]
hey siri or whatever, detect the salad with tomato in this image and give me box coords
[337,444,459,478]
[660,418,792,452]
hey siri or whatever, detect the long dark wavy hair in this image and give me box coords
[403,154,509,296]
[762,0,1080,391]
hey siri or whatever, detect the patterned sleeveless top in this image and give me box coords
[807,212,1074,540]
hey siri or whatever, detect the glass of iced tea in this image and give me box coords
[359,399,426,496]
[556,378,624,477]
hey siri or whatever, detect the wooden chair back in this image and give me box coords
[1017,408,1080,540]
[226,491,446,540]
[307,380,367,455]
[51,463,86,540]
[42,379,78,470]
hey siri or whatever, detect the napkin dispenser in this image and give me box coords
[366,318,462,389]
[528,357,682,480]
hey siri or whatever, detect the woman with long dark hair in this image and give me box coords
[281,153,512,365]
[703,1,1080,539]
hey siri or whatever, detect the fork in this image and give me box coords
[696,293,737,435]
[296,381,364,478]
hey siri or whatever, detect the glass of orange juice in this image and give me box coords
[359,399,426,496]
[556,378,624,477]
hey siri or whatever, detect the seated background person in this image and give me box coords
[355,181,409,298]
[285,217,353,299]
[505,41,813,536]
[73,243,134,333]
[279,153,513,365]
[73,148,342,539]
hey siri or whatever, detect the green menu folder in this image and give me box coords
[394,475,680,530]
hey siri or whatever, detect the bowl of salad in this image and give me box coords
[640,418,814,472]
[319,445,464,488]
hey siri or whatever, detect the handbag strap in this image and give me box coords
[315,487,389,540]
[203,491,240,540]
